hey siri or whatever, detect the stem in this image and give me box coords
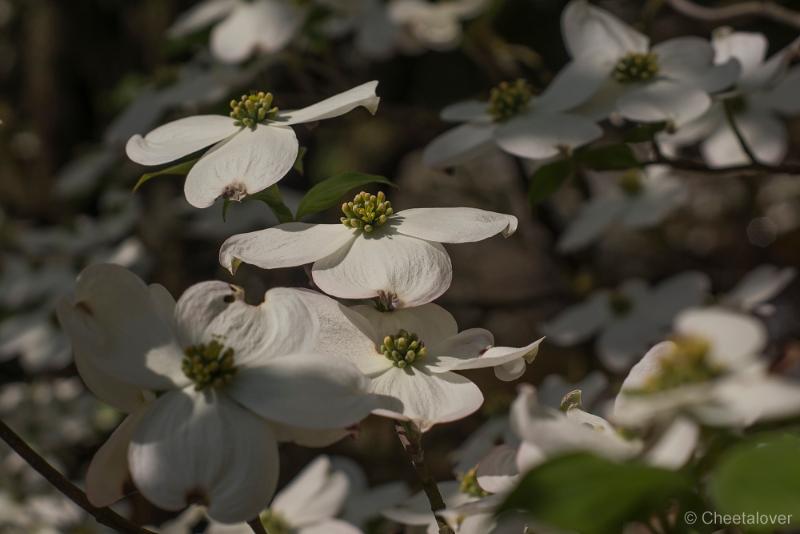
[248,518,268,534]
[665,0,800,30]
[0,419,155,534]
[393,421,455,534]
[644,152,800,175]
[722,99,760,165]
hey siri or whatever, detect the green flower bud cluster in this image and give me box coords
[639,336,724,393]
[613,52,659,84]
[182,340,237,391]
[229,91,279,129]
[259,510,291,534]
[487,79,533,121]
[340,191,393,232]
[380,329,428,368]
[617,169,644,196]
[459,467,489,498]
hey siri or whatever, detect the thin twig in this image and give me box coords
[248,518,269,534]
[394,421,455,534]
[645,152,800,176]
[665,0,800,29]
[0,419,155,534]
[722,99,760,165]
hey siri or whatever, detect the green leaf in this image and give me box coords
[248,185,294,223]
[498,453,692,534]
[295,171,395,221]
[528,159,573,204]
[710,432,800,531]
[293,146,308,175]
[133,158,198,192]
[576,144,640,171]
[624,121,669,143]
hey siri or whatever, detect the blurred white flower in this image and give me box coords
[56,264,383,522]
[126,82,380,208]
[383,481,484,533]
[220,192,517,308]
[560,0,739,125]
[387,0,487,53]
[720,264,795,313]
[331,456,409,529]
[169,0,306,63]
[613,307,800,427]
[661,30,800,167]
[541,272,710,372]
[537,371,607,409]
[557,166,688,253]
[423,78,602,167]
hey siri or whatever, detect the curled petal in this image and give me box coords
[278,81,380,125]
[394,207,517,243]
[126,115,238,166]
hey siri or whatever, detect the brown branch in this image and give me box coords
[645,151,800,176]
[0,419,155,534]
[248,518,269,534]
[394,421,455,534]
[665,0,800,29]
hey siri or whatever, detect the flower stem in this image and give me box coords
[722,98,760,165]
[248,518,268,534]
[0,418,155,534]
[393,421,455,534]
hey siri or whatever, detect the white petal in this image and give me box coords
[644,416,698,469]
[169,0,238,37]
[622,169,688,228]
[125,115,238,166]
[422,123,496,168]
[537,55,615,112]
[351,302,458,348]
[394,207,517,243]
[278,81,380,125]
[270,422,350,447]
[494,112,602,160]
[370,366,483,431]
[702,109,787,168]
[86,406,148,507]
[539,291,613,345]
[708,373,800,426]
[429,334,543,375]
[557,194,627,252]
[210,0,304,63]
[723,265,796,311]
[494,359,527,381]
[273,456,349,526]
[616,81,710,126]
[652,37,714,83]
[712,30,767,83]
[674,307,765,369]
[695,59,741,93]
[475,445,519,494]
[768,67,800,114]
[228,353,388,429]
[312,231,452,308]
[452,417,515,474]
[64,264,186,391]
[129,390,279,523]
[642,271,711,326]
[173,281,244,348]
[383,481,464,525]
[185,125,298,208]
[440,100,491,122]
[220,223,355,272]
[561,0,648,59]
[597,316,665,373]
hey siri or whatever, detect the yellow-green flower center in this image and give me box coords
[617,169,644,196]
[639,336,725,393]
[259,510,291,534]
[181,340,237,391]
[340,191,393,233]
[380,329,428,368]
[487,79,533,121]
[613,52,659,84]
[608,290,633,316]
[229,91,279,129]
[459,467,489,498]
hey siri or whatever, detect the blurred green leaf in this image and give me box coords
[624,121,669,143]
[248,185,294,223]
[576,144,640,171]
[498,453,692,534]
[295,171,395,221]
[133,158,198,192]
[293,146,308,175]
[710,433,800,531]
[528,159,573,204]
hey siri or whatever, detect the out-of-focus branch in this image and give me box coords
[248,518,269,534]
[0,419,155,534]
[665,0,800,29]
[646,154,800,175]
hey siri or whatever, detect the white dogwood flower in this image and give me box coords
[423,77,602,167]
[661,30,800,167]
[613,307,800,427]
[560,0,739,126]
[557,165,688,253]
[126,82,380,208]
[720,264,796,312]
[331,456,410,529]
[388,0,487,53]
[56,264,383,523]
[220,193,518,308]
[169,0,306,63]
[541,272,710,372]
